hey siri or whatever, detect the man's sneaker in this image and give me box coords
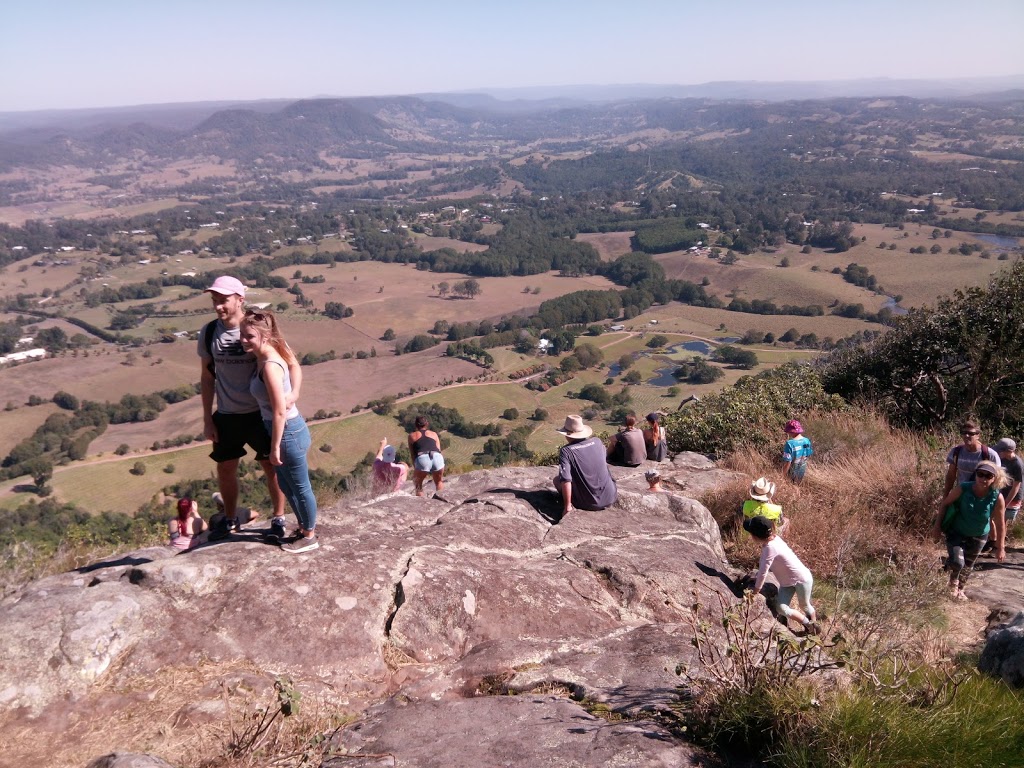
[281,535,319,554]
[266,517,288,542]
[208,516,235,541]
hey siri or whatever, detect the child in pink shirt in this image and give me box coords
[743,515,819,635]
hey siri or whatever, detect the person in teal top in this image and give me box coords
[932,459,1006,600]
[782,419,813,483]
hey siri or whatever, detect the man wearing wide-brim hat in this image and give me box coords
[554,415,617,516]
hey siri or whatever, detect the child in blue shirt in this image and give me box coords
[782,419,813,483]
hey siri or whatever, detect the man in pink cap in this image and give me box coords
[199,276,302,540]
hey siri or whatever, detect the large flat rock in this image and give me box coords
[0,458,743,767]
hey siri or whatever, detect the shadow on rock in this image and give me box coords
[488,487,565,524]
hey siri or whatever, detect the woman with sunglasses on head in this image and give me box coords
[932,459,1006,600]
[240,309,319,553]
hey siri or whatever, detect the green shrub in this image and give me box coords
[664,363,845,455]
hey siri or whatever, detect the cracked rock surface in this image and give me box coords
[0,454,742,767]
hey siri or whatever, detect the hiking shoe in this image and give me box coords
[281,535,319,554]
[265,517,288,542]
[805,621,822,636]
[208,516,234,541]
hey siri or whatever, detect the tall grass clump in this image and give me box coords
[776,671,1024,768]
[699,408,943,579]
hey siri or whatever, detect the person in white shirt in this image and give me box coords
[743,515,819,635]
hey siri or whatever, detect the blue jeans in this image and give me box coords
[266,416,317,532]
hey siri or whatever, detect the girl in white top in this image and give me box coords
[743,515,819,634]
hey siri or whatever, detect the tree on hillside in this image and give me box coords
[437,281,450,298]
[820,260,1024,430]
[452,278,482,299]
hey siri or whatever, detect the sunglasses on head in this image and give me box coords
[244,309,269,320]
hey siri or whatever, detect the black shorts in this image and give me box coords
[210,410,271,463]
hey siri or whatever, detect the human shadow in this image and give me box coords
[487,487,565,524]
[76,554,155,574]
[695,561,745,597]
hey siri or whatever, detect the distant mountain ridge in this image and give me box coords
[1,75,1022,171]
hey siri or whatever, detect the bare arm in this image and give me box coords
[262,362,289,466]
[285,354,303,410]
[557,478,573,513]
[943,462,957,497]
[993,495,1006,563]
[376,438,387,461]
[200,357,217,442]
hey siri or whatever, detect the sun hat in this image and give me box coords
[177,498,193,515]
[784,419,803,434]
[749,477,776,501]
[205,275,247,297]
[556,415,593,440]
[382,445,397,463]
[975,460,999,477]
[646,412,661,423]
[743,515,774,540]
[993,438,1016,454]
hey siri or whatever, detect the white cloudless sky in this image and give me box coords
[2,0,1022,111]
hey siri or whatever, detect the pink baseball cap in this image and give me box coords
[204,275,247,297]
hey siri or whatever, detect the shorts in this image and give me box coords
[414,452,445,472]
[1007,505,1021,522]
[210,410,271,463]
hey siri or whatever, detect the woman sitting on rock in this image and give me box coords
[408,415,445,497]
[373,438,409,493]
[168,498,208,550]
[643,412,668,462]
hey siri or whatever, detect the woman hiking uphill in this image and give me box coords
[932,459,1006,600]
[240,309,319,553]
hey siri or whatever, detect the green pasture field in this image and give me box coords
[630,303,879,341]
[0,443,216,515]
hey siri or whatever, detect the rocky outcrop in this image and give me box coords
[979,611,1024,687]
[0,455,746,767]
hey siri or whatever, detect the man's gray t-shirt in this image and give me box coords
[198,320,259,415]
[559,436,617,510]
[946,444,1000,485]
[1001,454,1024,506]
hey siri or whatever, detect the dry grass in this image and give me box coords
[703,409,943,580]
[0,658,354,768]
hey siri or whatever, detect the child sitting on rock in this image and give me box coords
[168,498,208,551]
[743,515,819,635]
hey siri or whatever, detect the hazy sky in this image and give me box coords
[3,0,1023,112]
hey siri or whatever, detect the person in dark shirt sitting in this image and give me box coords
[607,413,647,467]
[554,415,617,516]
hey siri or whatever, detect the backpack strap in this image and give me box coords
[204,321,217,379]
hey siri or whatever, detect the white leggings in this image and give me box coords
[774,577,815,622]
